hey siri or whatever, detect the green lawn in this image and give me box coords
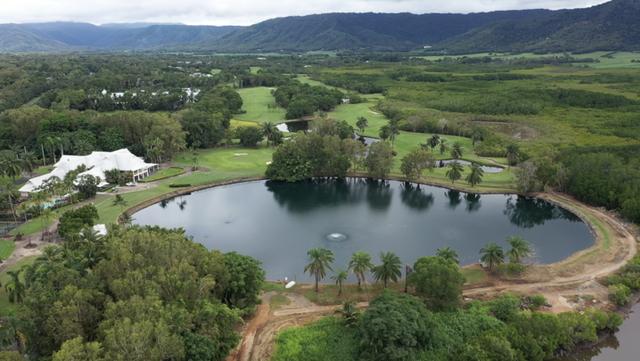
[0,255,37,317]
[0,239,16,260]
[95,146,273,225]
[139,167,185,183]
[236,87,286,123]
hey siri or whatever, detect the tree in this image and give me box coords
[221,252,265,309]
[0,152,23,179]
[236,126,264,147]
[304,248,334,293]
[400,148,434,182]
[58,205,99,239]
[409,256,465,311]
[349,251,374,289]
[358,291,434,361]
[439,139,448,155]
[332,270,348,296]
[506,236,532,264]
[466,163,485,187]
[112,194,127,211]
[178,109,225,148]
[53,337,104,361]
[0,178,19,223]
[436,247,459,264]
[365,141,394,179]
[451,142,463,159]
[4,269,25,303]
[506,144,520,166]
[471,127,485,146]
[261,122,282,146]
[446,161,464,184]
[356,117,369,135]
[75,174,99,199]
[372,252,402,288]
[428,134,440,150]
[480,243,505,272]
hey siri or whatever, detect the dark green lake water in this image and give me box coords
[133,179,594,281]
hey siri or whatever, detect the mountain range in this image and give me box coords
[0,0,638,53]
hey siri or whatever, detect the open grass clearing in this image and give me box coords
[0,239,16,260]
[236,87,286,123]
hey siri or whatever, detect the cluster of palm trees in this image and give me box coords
[305,247,462,295]
[305,248,406,294]
[479,236,533,272]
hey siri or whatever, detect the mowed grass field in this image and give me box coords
[235,87,286,123]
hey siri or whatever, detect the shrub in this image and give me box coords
[522,294,547,310]
[489,294,521,322]
[236,126,264,147]
[608,284,632,306]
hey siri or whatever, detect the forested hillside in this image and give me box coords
[1,0,640,53]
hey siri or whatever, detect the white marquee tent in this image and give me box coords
[20,149,158,195]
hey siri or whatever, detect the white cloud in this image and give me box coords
[0,0,610,25]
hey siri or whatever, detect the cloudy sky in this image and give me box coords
[1,0,610,25]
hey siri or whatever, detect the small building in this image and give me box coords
[19,149,158,196]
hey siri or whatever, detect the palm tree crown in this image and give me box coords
[451,142,463,159]
[436,247,460,264]
[446,161,464,184]
[304,248,334,292]
[332,269,349,296]
[372,252,402,288]
[348,251,374,288]
[480,243,505,271]
[506,236,532,263]
[465,163,485,187]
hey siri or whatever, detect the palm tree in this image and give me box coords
[471,128,484,146]
[428,134,440,150]
[356,117,369,135]
[4,269,25,303]
[446,161,464,184]
[451,142,463,159]
[506,144,520,166]
[372,252,402,288]
[332,269,348,296]
[0,178,19,223]
[439,139,448,155]
[436,247,459,264]
[0,153,23,179]
[348,251,374,289]
[480,243,505,272]
[465,163,485,187]
[304,248,334,293]
[261,122,277,146]
[506,236,532,264]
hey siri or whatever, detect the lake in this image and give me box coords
[133,179,594,281]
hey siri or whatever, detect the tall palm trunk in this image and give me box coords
[7,193,17,223]
[315,274,319,293]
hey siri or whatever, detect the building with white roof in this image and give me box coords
[19,149,158,195]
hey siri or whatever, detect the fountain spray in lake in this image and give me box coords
[326,233,348,242]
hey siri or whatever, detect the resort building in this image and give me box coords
[19,149,158,195]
